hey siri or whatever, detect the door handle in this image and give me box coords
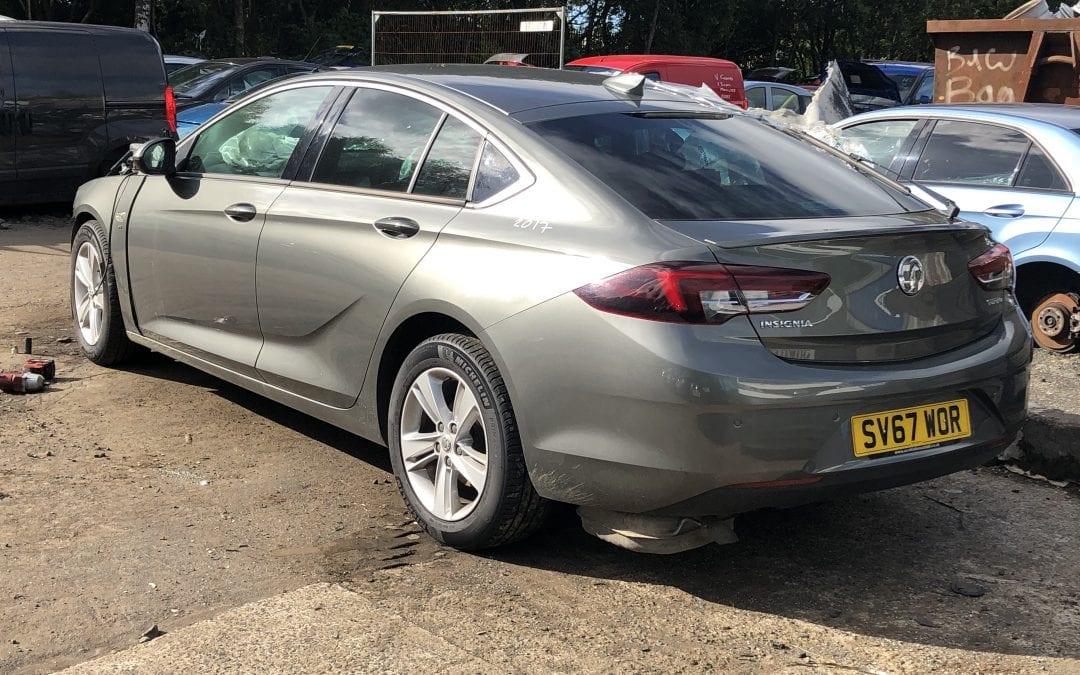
[224,203,257,222]
[373,216,420,239]
[984,204,1025,219]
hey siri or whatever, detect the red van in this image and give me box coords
[565,55,748,108]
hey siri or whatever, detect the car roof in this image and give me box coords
[567,54,737,68]
[316,64,720,115]
[848,103,1080,129]
[202,57,312,67]
[4,20,150,35]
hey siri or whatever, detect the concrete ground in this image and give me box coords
[1,210,1079,674]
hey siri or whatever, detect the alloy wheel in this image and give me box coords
[398,367,489,521]
[73,241,106,346]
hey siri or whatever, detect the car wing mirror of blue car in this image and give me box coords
[132,138,177,176]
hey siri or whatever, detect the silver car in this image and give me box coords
[835,104,1080,352]
[70,67,1030,552]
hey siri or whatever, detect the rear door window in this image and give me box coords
[837,120,919,174]
[412,117,482,199]
[913,120,1028,187]
[527,112,922,220]
[774,87,808,114]
[311,88,442,192]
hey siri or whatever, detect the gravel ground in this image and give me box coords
[1,211,1078,674]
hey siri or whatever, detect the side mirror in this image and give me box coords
[132,138,176,176]
[907,183,960,221]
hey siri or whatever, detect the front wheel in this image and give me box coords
[70,220,134,365]
[388,334,550,550]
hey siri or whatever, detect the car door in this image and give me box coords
[0,29,13,184]
[126,84,335,376]
[907,120,1074,254]
[254,86,483,407]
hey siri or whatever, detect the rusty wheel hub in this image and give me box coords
[1032,292,1080,353]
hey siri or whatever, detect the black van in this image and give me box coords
[0,22,175,205]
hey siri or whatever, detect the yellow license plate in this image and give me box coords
[851,399,971,457]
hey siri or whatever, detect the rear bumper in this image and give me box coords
[484,294,1031,517]
[649,433,1014,517]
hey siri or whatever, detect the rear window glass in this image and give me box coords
[1017,145,1068,191]
[96,33,165,101]
[527,113,922,220]
[472,143,520,202]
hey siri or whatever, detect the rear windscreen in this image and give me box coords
[96,33,166,101]
[526,112,924,220]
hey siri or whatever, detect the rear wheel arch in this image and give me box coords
[376,312,479,444]
[1014,261,1080,314]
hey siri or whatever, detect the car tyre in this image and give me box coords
[70,220,135,366]
[388,333,550,550]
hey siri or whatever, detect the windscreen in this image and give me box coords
[527,112,925,220]
[170,61,234,94]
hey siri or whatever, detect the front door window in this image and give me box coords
[187,86,332,178]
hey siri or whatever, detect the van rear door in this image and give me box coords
[8,27,105,199]
[0,29,13,186]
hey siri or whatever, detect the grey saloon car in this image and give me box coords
[70,67,1031,552]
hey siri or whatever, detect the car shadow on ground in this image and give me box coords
[128,352,393,473]
[125,352,1078,660]
[491,480,1079,659]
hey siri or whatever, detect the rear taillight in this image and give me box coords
[165,85,177,134]
[968,243,1013,291]
[574,262,830,324]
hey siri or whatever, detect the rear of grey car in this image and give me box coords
[487,97,1030,544]
[71,69,1030,553]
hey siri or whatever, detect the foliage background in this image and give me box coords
[0,0,1019,75]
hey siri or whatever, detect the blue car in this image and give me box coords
[836,104,1080,352]
[176,101,225,138]
[867,61,935,105]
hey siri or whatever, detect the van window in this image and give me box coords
[97,32,165,101]
[8,29,101,100]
